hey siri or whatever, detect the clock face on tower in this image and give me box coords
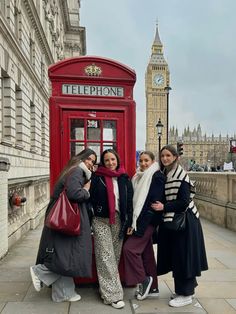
[153,73,164,87]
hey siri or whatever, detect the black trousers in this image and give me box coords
[174,277,198,296]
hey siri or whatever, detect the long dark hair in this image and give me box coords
[100,149,120,170]
[139,151,155,162]
[159,145,179,172]
[57,148,97,182]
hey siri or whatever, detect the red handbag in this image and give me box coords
[45,188,81,236]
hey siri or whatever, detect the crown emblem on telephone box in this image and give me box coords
[84,64,102,76]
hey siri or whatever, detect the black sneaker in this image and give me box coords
[148,288,159,297]
[136,276,153,300]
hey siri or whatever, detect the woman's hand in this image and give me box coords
[151,201,164,211]
[92,164,98,172]
[83,180,91,191]
[126,227,134,235]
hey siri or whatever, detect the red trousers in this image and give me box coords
[123,224,157,289]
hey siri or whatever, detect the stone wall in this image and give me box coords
[189,172,236,232]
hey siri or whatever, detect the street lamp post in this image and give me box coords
[156,118,164,155]
[164,86,171,144]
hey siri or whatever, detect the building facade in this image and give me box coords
[169,124,235,170]
[145,24,170,153]
[0,0,85,258]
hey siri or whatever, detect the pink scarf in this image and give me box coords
[95,166,126,224]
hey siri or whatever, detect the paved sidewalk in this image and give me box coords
[0,218,236,314]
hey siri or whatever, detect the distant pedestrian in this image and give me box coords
[123,151,165,300]
[30,148,97,302]
[90,149,133,309]
[151,145,208,308]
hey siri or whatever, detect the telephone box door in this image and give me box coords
[62,110,124,165]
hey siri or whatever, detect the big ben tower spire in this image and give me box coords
[145,23,170,154]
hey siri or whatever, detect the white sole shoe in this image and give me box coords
[111,300,125,309]
[170,293,195,299]
[136,276,153,301]
[169,295,192,307]
[68,294,81,302]
[30,266,42,292]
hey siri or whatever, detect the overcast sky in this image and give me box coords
[80,0,236,150]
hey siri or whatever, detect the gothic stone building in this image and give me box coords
[169,125,234,170]
[0,0,85,258]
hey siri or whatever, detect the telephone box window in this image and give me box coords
[88,143,101,163]
[103,120,117,141]
[71,119,84,140]
[70,142,85,157]
[87,120,100,140]
[103,143,117,152]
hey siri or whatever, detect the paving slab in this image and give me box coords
[196,269,236,282]
[132,297,206,313]
[226,299,236,310]
[23,285,53,302]
[70,286,133,314]
[0,282,30,302]
[0,304,5,312]
[206,257,227,269]
[198,298,236,314]
[0,268,31,282]
[194,281,236,298]
[1,302,69,314]
[0,254,35,269]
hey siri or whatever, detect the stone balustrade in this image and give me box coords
[8,176,49,247]
[189,172,236,232]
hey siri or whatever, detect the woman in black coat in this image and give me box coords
[90,149,133,309]
[123,151,165,301]
[151,145,208,308]
[30,148,97,302]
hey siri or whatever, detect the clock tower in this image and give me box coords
[145,23,170,153]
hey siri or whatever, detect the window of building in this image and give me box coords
[1,69,15,145]
[41,55,45,84]
[14,3,21,39]
[15,85,23,148]
[30,32,35,66]
[1,0,6,16]
[30,101,36,152]
[41,112,46,155]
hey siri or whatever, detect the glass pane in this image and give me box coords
[87,143,101,163]
[87,120,101,140]
[103,120,116,141]
[70,119,84,140]
[103,143,117,152]
[70,142,85,157]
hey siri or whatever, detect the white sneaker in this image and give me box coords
[111,300,125,309]
[147,288,159,298]
[68,294,81,302]
[169,295,192,307]
[30,266,42,292]
[170,293,195,299]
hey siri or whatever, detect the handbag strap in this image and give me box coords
[63,167,77,191]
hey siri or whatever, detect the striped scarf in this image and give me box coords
[163,165,199,223]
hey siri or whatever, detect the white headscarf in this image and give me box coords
[131,161,159,230]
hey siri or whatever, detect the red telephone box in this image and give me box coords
[48,56,136,192]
